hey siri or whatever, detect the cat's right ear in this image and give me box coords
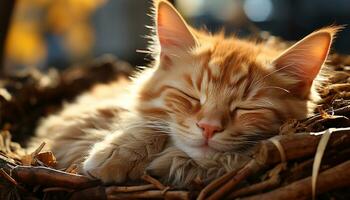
[272,27,339,98]
[154,0,197,54]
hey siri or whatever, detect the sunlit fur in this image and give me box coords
[32,0,338,186]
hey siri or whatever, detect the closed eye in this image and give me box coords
[237,107,258,111]
[232,106,268,113]
[237,107,272,114]
[179,90,199,102]
[168,87,199,102]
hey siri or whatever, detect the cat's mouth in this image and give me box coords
[198,141,224,153]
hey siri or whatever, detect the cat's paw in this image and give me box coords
[146,147,199,185]
[82,142,146,183]
[82,132,168,183]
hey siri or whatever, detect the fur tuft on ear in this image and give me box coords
[273,26,341,98]
[154,0,197,53]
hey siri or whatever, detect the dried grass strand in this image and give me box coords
[311,128,332,200]
[269,137,287,163]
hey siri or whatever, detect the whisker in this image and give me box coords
[260,86,290,94]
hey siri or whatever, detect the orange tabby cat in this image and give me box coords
[33,0,338,185]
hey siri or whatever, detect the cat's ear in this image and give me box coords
[155,0,196,53]
[272,27,339,98]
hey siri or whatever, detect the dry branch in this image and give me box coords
[0,168,14,183]
[141,174,167,190]
[69,186,107,200]
[69,184,190,200]
[206,160,261,200]
[226,174,280,198]
[241,160,350,200]
[11,166,99,189]
[284,148,350,184]
[106,190,191,200]
[254,129,350,166]
[105,184,156,193]
[197,167,240,200]
[197,128,350,200]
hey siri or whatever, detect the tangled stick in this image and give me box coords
[197,167,241,200]
[196,129,350,199]
[300,105,350,126]
[69,184,190,200]
[226,174,280,199]
[11,166,99,189]
[105,184,156,193]
[69,186,106,200]
[241,160,350,200]
[106,190,190,200]
[225,163,285,199]
[206,160,261,200]
[254,128,350,166]
[141,174,168,190]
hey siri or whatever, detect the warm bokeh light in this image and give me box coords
[243,0,273,22]
[6,21,47,67]
[5,0,106,71]
[3,0,350,73]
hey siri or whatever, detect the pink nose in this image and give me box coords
[197,122,222,139]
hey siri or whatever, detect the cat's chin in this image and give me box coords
[197,145,219,156]
[172,136,225,159]
[176,143,221,159]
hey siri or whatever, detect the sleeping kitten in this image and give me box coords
[33,0,337,185]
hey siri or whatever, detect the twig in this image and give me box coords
[197,167,240,200]
[0,168,17,186]
[301,105,350,125]
[284,158,314,184]
[43,187,74,193]
[206,160,261,200]
[304,115,350,131]
[241,160,350,200]
[141,174,167,190]
[21,142,47,166]
[201,129,350,200]
[107,190,190,200]
[31,142,46,156]
[0,153,17,170]
[226,175,280,198]
[254,129,350,166]
[11,165,99,189]
[284,147,350,184]
[105,184,155,193]
[227,163,285,198]
[69,186,107,200]
[0,168,27,192]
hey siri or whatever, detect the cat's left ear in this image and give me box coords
[272,27,339,98]
[155,0,197,53]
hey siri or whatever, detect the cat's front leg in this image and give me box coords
[82,130,168,183]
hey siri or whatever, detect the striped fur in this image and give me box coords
[32,0,339,186]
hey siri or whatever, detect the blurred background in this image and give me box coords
[3,0,350,73]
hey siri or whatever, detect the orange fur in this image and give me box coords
[31,0,339,186]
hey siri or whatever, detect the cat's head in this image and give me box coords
[136,0,338,158]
